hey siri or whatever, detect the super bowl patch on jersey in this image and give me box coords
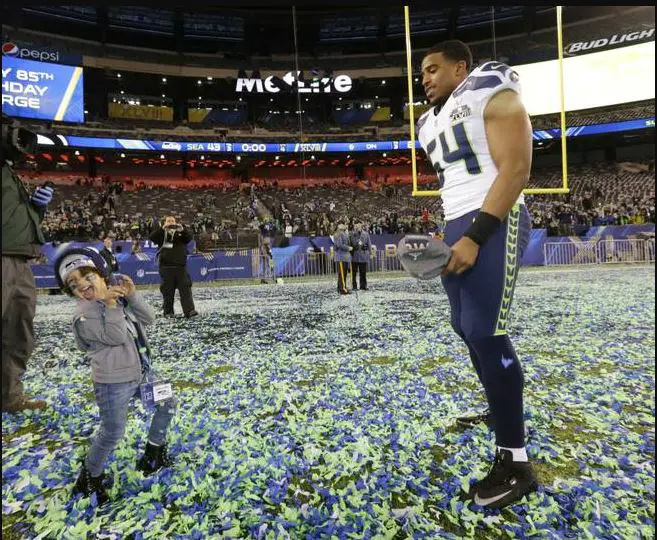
[449,104,473,122]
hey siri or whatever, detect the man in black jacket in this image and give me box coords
[149,216,198,318]
[99,237,119,273]
[2,117,50,412]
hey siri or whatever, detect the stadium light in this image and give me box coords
[120,90,125,95]
[207,76,213,81]
[162,94,166,98]
[383,153,387,157]
[120,153,126,158]
[200,155,205,160]
[197,80,202,85]
[160,154,165,159]
[381,80,386,85]
[117,73,121,78]
[74,150,80,156]
[162,77,167,82]
[236,156,241,161]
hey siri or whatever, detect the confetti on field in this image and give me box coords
[2,266,655,539]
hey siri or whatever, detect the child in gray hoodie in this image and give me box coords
[55,247,176,504]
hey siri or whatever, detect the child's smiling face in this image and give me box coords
[66,268,108,301]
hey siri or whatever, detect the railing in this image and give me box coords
[253,249,405,280]
[197,229,261,250]
[543,238,656,266]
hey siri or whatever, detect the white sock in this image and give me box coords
[499,446,528,462]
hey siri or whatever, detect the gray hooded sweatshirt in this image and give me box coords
[72,292,155,384]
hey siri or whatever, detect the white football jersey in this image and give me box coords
[417,61,526,221]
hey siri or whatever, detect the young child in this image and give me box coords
[54,247,176,504]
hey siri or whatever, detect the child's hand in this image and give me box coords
[119,276,136,297]
[104,286,126,308]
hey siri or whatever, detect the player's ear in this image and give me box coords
[456,60,468,76]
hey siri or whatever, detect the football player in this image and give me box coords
[418,40,535,509]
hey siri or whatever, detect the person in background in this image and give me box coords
[149,216,198,318]
[333,223,352,295]
[350,222,371,291]
[99,237,119,272]
[131,239,143,255]
[2,116,51,413]
[260,236,275,284]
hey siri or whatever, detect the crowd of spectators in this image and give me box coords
[25,160,654,249]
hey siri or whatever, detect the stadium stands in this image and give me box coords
[20,160,655,247]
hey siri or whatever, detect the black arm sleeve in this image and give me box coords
[149,228,164,245]
[178,229,193,244]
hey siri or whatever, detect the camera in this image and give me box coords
[1,114,38,163]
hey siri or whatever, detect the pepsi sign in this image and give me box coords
[2,41,82,66]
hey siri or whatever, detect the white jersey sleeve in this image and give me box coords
[453,61,522,111]
[417,61,525,221]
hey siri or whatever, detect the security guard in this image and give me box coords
[333,223,352,295]
[350,221,371,291]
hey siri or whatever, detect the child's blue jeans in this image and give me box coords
[85,378,176,476]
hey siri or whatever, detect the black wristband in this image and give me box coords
[464,211,502,246]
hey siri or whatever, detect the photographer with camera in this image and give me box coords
[2,115,51,413]
[149,216,198,318]
[350,221,371,291]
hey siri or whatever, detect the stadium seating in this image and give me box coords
[20,160,655,246]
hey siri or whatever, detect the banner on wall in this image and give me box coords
[34,117,655,152]
[1,41,83,66]
[108,102,173,121]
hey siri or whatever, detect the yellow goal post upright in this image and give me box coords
[404,5,570,198]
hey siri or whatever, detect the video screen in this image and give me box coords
[2,56,85,123]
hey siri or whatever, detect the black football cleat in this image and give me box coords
[456,409,493,429]
[467,449,538,509]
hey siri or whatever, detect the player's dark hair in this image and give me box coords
[424,40,473,72]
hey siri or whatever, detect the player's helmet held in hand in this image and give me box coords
[398,235,452,280]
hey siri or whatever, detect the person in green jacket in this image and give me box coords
[2,116,53,413]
